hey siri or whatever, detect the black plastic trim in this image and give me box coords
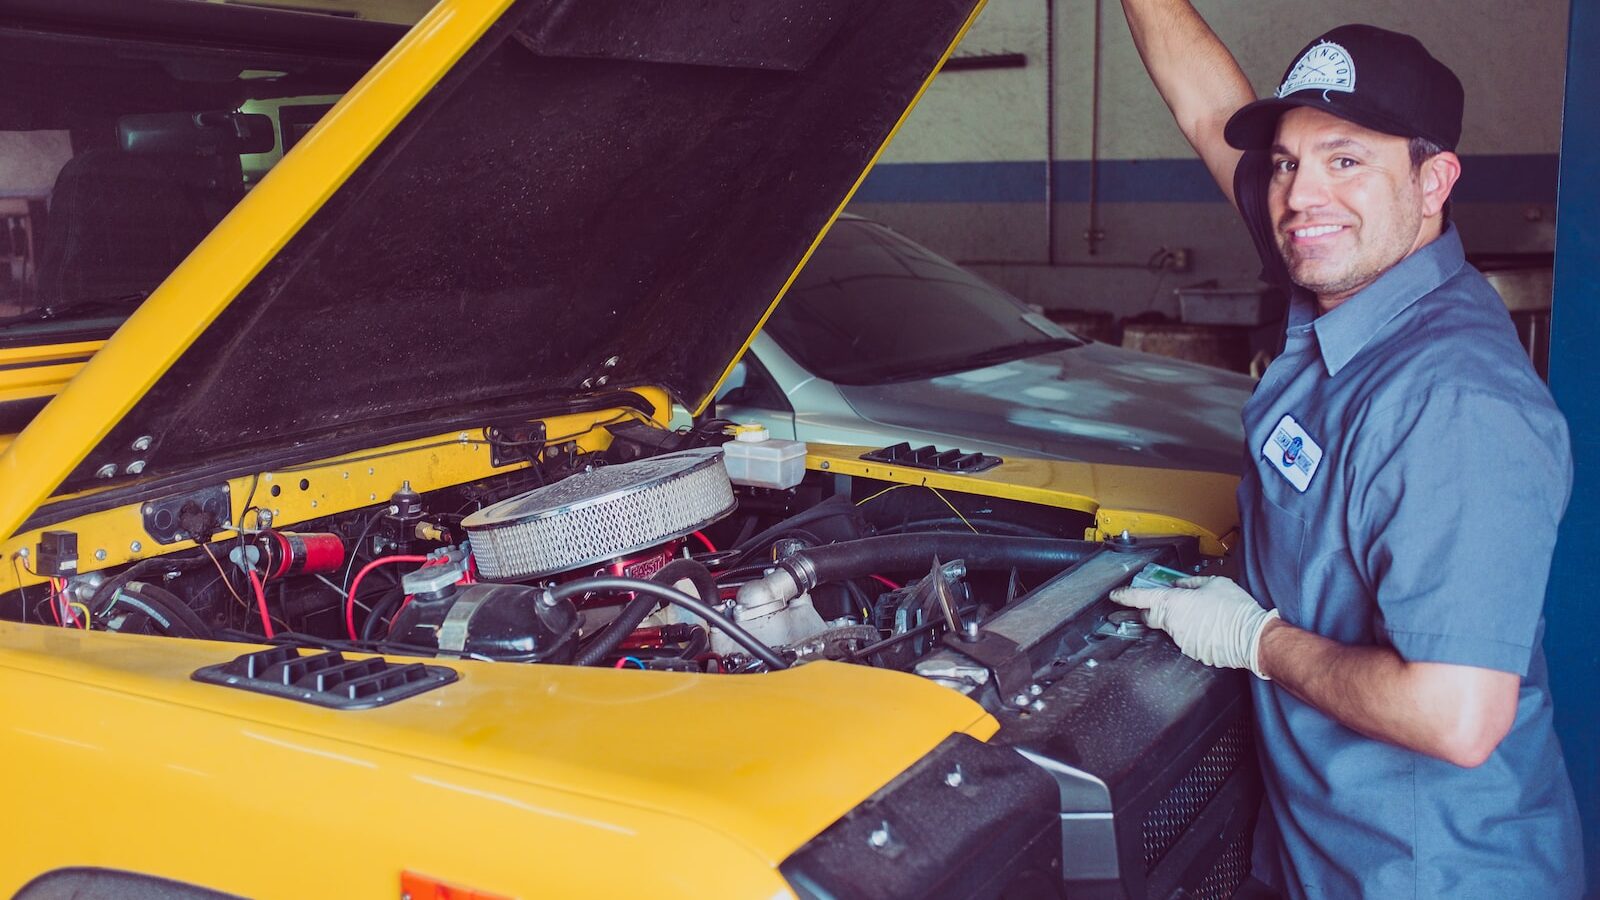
[192,645,457,710]
[780,733,1062,899]
[859,442,1004,474]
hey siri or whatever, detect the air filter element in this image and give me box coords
[463,448,735,580]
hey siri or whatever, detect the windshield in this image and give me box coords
[0,20,373,342]
[764,219,1082,385]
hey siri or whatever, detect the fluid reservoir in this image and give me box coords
[721,424,807,489]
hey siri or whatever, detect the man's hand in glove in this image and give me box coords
[1109,576,1279,679]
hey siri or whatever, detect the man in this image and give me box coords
[1111,6,1584,898]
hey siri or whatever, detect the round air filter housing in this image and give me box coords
[463,448,735,580]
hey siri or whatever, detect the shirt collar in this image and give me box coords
[1286,224,1467,377]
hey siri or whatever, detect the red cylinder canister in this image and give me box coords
[258,531,346,578]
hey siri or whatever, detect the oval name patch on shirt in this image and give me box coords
[1262,413,1322,492]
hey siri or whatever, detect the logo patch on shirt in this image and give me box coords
[1261,414,1322,493]
[1276,40,1356,99]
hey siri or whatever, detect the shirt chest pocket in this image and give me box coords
[1245,486,1310,624]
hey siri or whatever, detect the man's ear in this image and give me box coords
[1419,151,1462,217]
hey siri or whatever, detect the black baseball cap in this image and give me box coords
[1224,24,1464,151]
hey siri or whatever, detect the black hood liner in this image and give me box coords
[69,0,977,490]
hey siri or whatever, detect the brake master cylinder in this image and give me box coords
[721,425,806,489]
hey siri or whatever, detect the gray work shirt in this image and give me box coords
[1236,224,1585,898]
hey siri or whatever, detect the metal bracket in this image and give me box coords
[484,421,546,468]
[141,483,231,545]
[939,629,1035,706]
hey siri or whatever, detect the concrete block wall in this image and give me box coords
[849,0,1569,320]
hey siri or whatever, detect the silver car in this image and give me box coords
[701,216,1256,475]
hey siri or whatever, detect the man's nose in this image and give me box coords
[1286,165,1331,212]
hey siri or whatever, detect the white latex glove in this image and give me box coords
[1109,576,1279,680]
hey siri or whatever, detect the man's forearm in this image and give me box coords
[1257,618,1518,768]
[1119,0,1253,201]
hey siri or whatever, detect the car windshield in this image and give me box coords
[764,219,1082,385]
[0,17,373,342]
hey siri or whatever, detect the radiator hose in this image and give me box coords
[735,534,1098,611]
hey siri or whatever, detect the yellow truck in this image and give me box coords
[0,1,1256,897]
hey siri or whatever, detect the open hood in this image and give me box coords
[12,0,983,504]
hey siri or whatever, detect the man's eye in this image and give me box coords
[1333,157,1360,169]
[1273,159,1296,173]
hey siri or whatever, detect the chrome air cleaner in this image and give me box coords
[462,448,735,580]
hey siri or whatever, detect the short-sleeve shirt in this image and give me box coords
[1232,152,1585,898]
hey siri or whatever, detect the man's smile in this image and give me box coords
[1287,224,1350,242]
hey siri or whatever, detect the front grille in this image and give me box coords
[1141,716,1252,871]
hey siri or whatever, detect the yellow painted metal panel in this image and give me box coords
[1,399,668,592]
[0,0,516,543]
[0,362,85,404]
[808,445,1240,556]
[0,340,105,367]
[0,624,994,897]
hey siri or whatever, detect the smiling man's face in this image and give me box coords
[1268,108,1440,311]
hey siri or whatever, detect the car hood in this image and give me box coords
[837,342,1255,474]
[0,0,985,533]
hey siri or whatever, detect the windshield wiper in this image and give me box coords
[0,291,148,329]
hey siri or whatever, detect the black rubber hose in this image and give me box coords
[361,589,405,642]
[106,580,213,639]
[88,553,208,616]
[678,625,709,659]
[573,559,718,667]
[780,534,1098,590]
[557,575,787,670]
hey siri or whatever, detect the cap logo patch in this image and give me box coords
[1277,40,1356,99]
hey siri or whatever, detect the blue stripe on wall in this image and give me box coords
[854,155,1559,205]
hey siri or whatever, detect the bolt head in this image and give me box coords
[603,355,620,367]
[1085,659,1099,669]
[126,460,146,475]
[944,768,963,788]
[129,541,142,553]
[1030,699,1047,713]
[819,460,830,470]
[580,378,594,389]
[95,464,117,479]
[131,435,152,451]
[868,823,891,848]
[1028,683,1044,697]
[1012,693,1031,707]
[94,549,107,561]
[16,547,27,558]
[310,500,318,509]
[596,375,609,386]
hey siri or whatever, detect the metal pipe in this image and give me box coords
[1044,0,1057,265]
[1086,0,1105,256]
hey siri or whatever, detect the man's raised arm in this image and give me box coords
[1119,0,1254,206]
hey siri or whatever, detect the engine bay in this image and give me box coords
[8,420,1142,689]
